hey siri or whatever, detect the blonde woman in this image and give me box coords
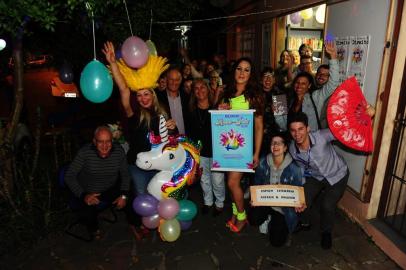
[102,41,176,195]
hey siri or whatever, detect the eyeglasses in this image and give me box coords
[271,141,285,147]
[210,76,219,79]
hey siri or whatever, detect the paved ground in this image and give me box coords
[2,184,400,270]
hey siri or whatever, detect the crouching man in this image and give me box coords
[65,126,131,238]
[288,112,349,249]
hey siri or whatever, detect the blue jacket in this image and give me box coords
[254,153,303,233]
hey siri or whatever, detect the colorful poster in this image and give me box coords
[348,35,370,91]
[210,110,254,172]
[335,36,350,84]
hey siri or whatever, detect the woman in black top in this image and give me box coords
[185,79,225,216]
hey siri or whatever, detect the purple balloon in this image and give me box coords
[115,49,122,60]
[179,220,192,231]
[59,62,74,84]
[158,198,180,220]
[132,194,159,216]
[290,12,301,24]
[142,214,160,229]
[121,36,149,68]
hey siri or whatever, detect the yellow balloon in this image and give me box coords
[300,8,313,20]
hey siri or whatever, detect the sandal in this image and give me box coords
[226,202,238,228]
[229,210,248,233]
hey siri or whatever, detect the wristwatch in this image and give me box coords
[121,195,128,200]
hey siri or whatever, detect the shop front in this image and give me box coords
[225,0,406,267]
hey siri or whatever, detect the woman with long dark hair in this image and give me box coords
[219,57,264,232]
[250,133,302,247]
[288,41,338,131]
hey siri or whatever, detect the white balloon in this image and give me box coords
[316,4,326,24]
[0,39,6,51]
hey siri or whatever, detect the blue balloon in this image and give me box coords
[115,49,122,60]
[176,200,197,221]
[80,60,113,103]
[59,62,74,84]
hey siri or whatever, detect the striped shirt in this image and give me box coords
[65,143,130,198]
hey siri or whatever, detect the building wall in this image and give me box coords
[339,1,406,268]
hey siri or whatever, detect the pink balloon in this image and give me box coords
[142,214,160,229]
[121,36,149,68]
[158,198,180,220]
[290,12,301,24]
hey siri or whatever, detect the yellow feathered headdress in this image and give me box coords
[116,55,169,91]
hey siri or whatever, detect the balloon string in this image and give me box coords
[149,9,153,40]
[85,2,97,60]
[92,13,96,60]
[123,0,134,36]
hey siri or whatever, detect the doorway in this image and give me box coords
[378,61,406,239]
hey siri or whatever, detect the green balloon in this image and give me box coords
[160,219,181,242]
[176,200,197,221]
[146,40,157,56]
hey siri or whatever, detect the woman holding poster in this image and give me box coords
[219,57,264,233]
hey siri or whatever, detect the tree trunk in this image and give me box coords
[0,38,24,195]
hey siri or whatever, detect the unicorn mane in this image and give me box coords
[161,135,201,199]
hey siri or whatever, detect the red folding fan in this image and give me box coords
[327,76,373,152]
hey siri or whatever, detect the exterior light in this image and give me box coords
[0,39,6,51]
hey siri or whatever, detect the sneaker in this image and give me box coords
[321,232,332,249]
[285,233,293,247]
[212,206,223,217]
[201,205,211,215]
[259,215,271,234]
[294,221,311,233]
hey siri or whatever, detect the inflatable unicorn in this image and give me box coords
[136,116,201,200]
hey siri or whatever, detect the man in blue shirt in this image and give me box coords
[288,112,349,249]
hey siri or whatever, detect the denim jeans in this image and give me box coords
[301,170,349,232]
[128,164,158,196]
[200,157,225,208]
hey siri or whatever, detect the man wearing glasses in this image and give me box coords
[65,126,131,238]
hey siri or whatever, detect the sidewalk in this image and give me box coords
[2,185,400,270]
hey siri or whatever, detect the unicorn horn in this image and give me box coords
[159,115,168,143]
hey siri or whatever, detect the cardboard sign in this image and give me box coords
[250,184,305,207]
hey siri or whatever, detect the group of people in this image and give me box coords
[64,40,374,250]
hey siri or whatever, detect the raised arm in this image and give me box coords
[313,41,339,103]
[102,41,133,117]
[180,48,203,79]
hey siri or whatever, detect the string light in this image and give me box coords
[154,3,320,24]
